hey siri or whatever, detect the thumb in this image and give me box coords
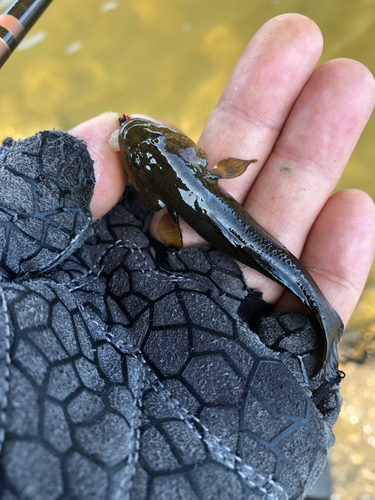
[69,112,127,220]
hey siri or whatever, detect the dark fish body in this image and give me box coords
[118,117,343,381]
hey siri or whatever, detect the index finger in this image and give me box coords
[198,13,323,203]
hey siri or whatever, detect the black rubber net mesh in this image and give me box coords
[0,131,342,500]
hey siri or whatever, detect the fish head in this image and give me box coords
[118,117,173,210]
[118,117,207,210]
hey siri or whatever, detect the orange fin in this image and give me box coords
[157,212,183,249]
[210,158,257,179]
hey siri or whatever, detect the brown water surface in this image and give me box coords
[0,1,374,498]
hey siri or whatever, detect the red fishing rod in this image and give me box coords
[0,0,54,68]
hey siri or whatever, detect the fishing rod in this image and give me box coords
[0,0,54,68]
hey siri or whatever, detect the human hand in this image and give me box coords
[70,13,375,329]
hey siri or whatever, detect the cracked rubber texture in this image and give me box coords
[0,131,95,280]
[0,132,341,500]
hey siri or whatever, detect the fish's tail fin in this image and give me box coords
[312,308,343,382]
[312,339,339,382]
[260,257,344,383]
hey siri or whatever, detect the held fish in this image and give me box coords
[116,115,344,382]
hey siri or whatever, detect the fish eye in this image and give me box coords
[129,154,141,169]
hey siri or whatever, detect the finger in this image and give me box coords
[69,112,127,220]
[246,59,375,251]
[198,13,323,202]
[150,14,324,248]
[241,59,375,302]
[275,189,375,326]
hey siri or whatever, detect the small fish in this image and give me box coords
[117,115,343,382]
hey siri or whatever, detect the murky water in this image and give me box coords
[0,0,374,498]
[331,359,375,500]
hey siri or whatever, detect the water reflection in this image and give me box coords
[99,1,120,14]
[331,359,375,500]
[64,40,83,55]
[0,0,12,9]
[17,30,48,50]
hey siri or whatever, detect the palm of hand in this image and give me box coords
[71,13,375,332]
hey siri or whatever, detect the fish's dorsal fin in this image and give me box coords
[210,158,257,179]
[157,211,183,249]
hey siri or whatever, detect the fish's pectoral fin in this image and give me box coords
[157,211,183,249]
[210,158,257,179]
[137,189,165,212]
